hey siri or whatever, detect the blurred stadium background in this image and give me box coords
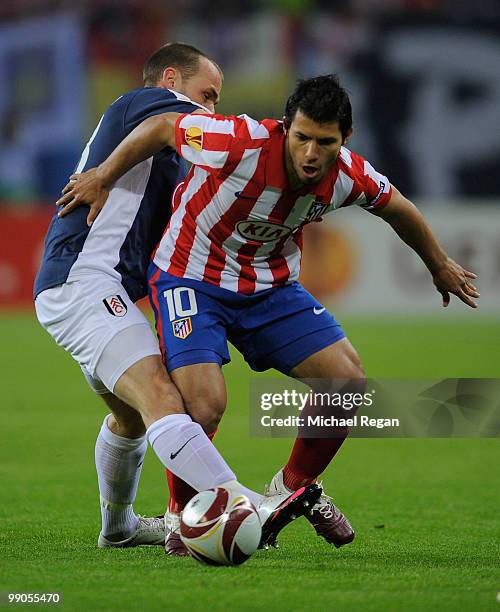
[1,0,499,313]
[1,3,499,609]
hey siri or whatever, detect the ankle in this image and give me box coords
[282,467,316,491]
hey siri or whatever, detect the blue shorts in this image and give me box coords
[148,264,345,375]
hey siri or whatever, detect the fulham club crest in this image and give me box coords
[103,295,128,317]
[172,317,192,339]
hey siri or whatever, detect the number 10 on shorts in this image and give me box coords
[163,287,198,322]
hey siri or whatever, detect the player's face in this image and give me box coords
[179,57,222,113]
[284,111,349,189]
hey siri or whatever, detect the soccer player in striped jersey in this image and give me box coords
[35,43,320,552]
[59,74,479,553]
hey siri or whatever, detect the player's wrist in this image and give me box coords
[427,253,449,275]
[95,165,115,190]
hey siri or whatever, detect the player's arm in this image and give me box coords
[371,187,479,308]
[56,112,182,225]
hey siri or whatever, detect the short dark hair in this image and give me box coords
[143,42,222,87]
[284,74,352,139]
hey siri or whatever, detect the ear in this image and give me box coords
[282,115,288,135]
[159,67,178,89]
[343,127,353,145]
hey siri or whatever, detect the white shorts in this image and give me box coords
[35,276,161,394]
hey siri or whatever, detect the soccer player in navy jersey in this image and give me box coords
[58,75,479,554]
[35,43,319,552]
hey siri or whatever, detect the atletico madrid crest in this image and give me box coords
[306,200,329,222]
[172,317,192,339]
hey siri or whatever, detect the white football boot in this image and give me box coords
[257,481,322,548]
[97,515,165,548]
[266,470,354,548]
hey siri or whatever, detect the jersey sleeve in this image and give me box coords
[124,87,199,134]
[338,148,392,211]
[174,113,268,176]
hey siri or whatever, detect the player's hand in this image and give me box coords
[56,168,110,226]
[432,257,479,309]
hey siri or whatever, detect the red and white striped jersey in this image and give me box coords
[153,113,392,294]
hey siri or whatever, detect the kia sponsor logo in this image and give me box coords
[236,220,292,243]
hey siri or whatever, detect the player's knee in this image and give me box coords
[341,346,365,380]
[113,355,185,424]
[341,362,366,400]
[185,392,226,434]
[188,401,225,434]
[349,358,365,380]
[125,365,186,426]
[174,367,227,434]
[148,368,185,417]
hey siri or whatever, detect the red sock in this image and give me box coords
[282,429,348,491]
[166,428,218,514]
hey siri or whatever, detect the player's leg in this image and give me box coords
[98,332,305,549]
[273,338,362,547]
[89,378,164,547]
[96,394,148,540]
[148,268,321,551]
[91,335,242,549]
[151,357,319,552]
[166,363,227,514]
[102,341,235,494]
[148,267,236,528]
[172,363,227,434]
[80,326,186,549]
[35,282,160,547]
[34,279,258,538]
[148,284,260,553]
[233,283,359,547]
[284,337,365,493]
[161,363,227,555]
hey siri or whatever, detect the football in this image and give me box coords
[180,487,262,566]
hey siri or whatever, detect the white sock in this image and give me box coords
[95,415,147,539]
[147,414,236,492]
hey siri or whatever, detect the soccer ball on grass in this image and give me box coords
[180,487,261,566]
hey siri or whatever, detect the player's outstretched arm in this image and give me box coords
[372,187,480,309]
[57,112,181,225]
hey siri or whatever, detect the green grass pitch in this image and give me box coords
[1,312,499,611]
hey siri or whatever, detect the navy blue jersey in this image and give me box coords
[34,87,199,302]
